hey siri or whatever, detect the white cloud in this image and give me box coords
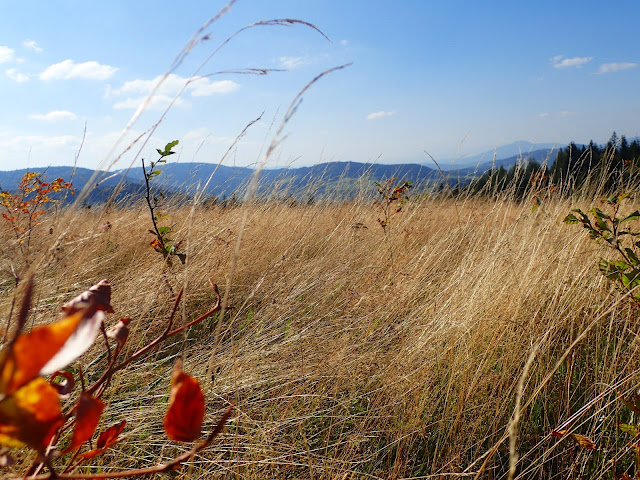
[537,112,549,118]
[551,55,593,68]
[189,78,239,96]
[0,46,14,64]
[6,68,30,83]
[559,110,575,117]
[279,56,309,70]
[23,39,42,52]
[597,62,638,74]
[28,110,78,121]
[108,74,239,97]
[113,94,187,111]
[107,74,239,110]
[366,110,396,120]
[340,40,349,46]
[0,134,80,149]
[40,59,118,81]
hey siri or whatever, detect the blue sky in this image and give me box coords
[0,1,638,171]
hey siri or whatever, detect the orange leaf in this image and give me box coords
[0,378,64,451]
[163,359,205,442]
[80,420,126,459]
[570,433,596,450]
[0,311,85,395]
[0,280,112,395]
[66,393,105,452]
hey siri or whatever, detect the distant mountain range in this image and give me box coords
[0,141,566,203]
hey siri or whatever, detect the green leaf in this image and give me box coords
[621,211,640,224]
[622,269,640,289]
[594,217,611,232]
[599,260,623,281]
[564,213,579,224]
[157,226,171,236]
[159,140,179,157]
[590,208,611,222]
[626,248,640,266]
[618,423,639,437]
[151,170,162,176]
[615,260,631,271]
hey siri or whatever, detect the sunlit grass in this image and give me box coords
[2,189,639,478]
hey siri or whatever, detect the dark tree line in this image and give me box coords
[468,133,640,199]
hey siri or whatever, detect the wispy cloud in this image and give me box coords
[184,127,234,144]
[23,39,42,53]
[40,59,118,81]
[6,68,29,83]
[551,55,593,69]
[107,74,239,110]
[278,56,309,70]
[559,110,575,117]
[28,110,77,121]
[0,46,14,64]
[366,110,396,120]
[537,112,549,118]
[596,62,638,74]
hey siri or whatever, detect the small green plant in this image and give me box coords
[562,193,640,475]
[564,192,640,301]
[142,140,186,265]
[0,172,74,265]
[374,177,412,233]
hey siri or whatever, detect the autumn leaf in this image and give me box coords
[0,281,113,394]
[0,378,64,451]
[65,393,105,453]
[61,280,113,316]
[80,420,126,459]
[39,309,106,376]
[551,429,596,450]
[107,318,132,346]
[0,310,86,395]
[570,433,596,450]
[163,359,205,442]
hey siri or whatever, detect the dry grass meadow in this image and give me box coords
[2,185,640,479]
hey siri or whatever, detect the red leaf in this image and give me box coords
[97,419,126,449]
[163,359,205,442]
[80,420,126,459]
[66,393,105,452]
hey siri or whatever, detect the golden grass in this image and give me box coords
[2,192,640,479]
